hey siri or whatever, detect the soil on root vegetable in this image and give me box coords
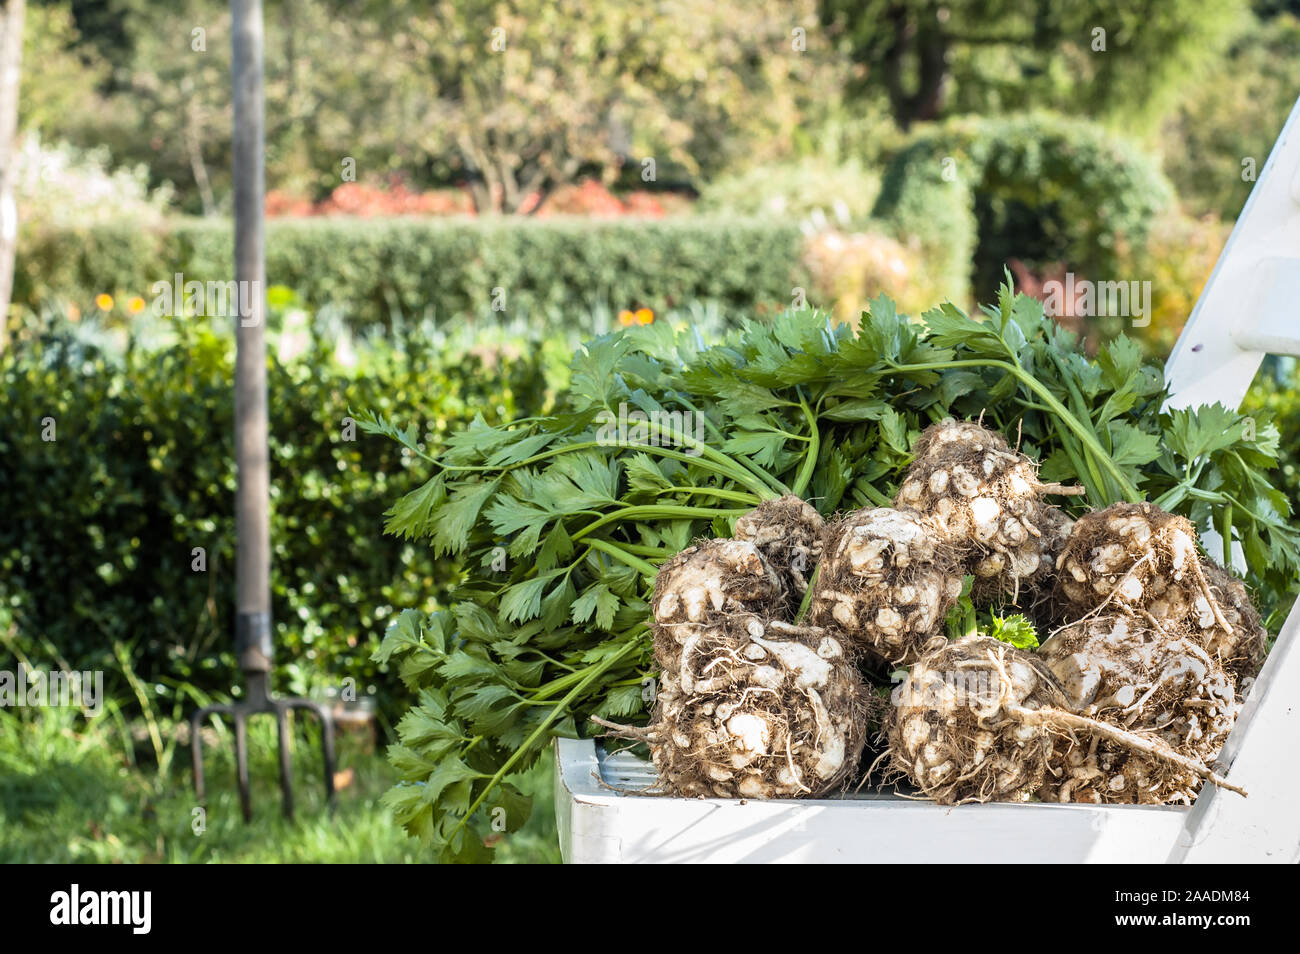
[1201,561,1268,694]
[1055,503,1231,631]
[1001,503,1076,621]
[651,538,785,676]
[810,507,963,667]
[884,634,1062,804]
[911,417,1010,460]
[884,630,1246,806]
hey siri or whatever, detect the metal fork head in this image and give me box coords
[190,673,337,822]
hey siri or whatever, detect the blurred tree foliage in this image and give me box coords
[819,0,1244,132]
[386,0,841,213]
[20,2,108,133]
[1159,13,1300,220]
[25,0,1293,224]
[28,0,841,214]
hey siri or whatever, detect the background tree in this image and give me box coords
[1160,11,1300,219]
[32,0,836,214]
[388,0,834,213]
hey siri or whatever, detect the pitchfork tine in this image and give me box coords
[234,711,253,822]
[320,706,337,810]
[289,699,338,811]
[191,709,209,804]
[191,703,233,805]
[275,705,295,819]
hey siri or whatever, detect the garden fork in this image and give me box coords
[190,666,337,822]
[190,0,336,822]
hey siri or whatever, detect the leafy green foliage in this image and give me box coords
[1149,401,1299,621]
[944,575,977,640]
[1161,12,1300,220]
[823,0,1242,131]
[987,613,1040,651]
[1244,363,1300,525]
[0,314,550,718]
[368,283,1299,862]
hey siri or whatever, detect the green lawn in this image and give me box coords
[0,705,559,864]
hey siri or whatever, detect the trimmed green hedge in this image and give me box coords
[15,217,806,325]
[873,113,1175,303]
[0,318,551,715]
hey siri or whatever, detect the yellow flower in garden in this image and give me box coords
[635,307,654,325]
[95,293,114,311]
[618,309,635,326]
[127,296,146,315]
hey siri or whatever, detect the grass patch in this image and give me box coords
[0,705,559,863]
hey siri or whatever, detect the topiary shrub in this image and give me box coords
[872,113,1175,304]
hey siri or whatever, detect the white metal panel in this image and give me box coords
[1164,96,1300,410]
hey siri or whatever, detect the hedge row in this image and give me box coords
[16,217,806,325]
[0,318,552,715]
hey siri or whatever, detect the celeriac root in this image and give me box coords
[886,635,1065,803]
[635,503,871,798]
[887,634,1245,805]
[647,616,871,797]
[1200,561,1269,692]
[896,418,1081,606]
[1054,502,1265,700]
[1010,706,1245,797]
[651,538,785,678]
[1037,614,1242,804]
[810,507,963,666]
[628,440,1259,809]
[1057,503,1227,626]
[732,494,825,600]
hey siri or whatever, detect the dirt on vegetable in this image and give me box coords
[1057,503,1230,629]
[650,537,784,677]
[732,494,824,605]
[1054,501,1266,685]
[885,634,1059,803]
[886,630,1245,805]
[628,422,1263,808]
[1201,561,1268,694]
[634,527,871,798]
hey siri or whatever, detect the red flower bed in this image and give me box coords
[266,177,679,218]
